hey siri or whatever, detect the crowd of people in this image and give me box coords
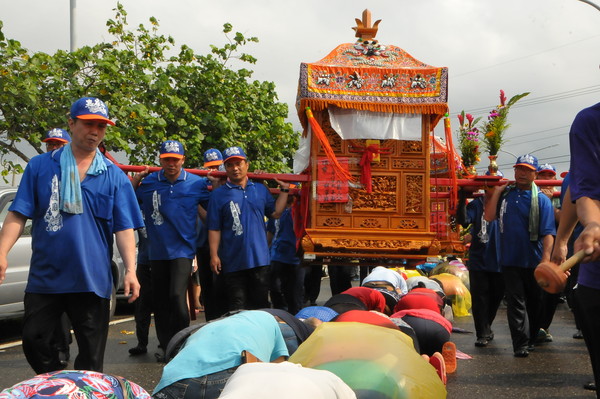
[1,96,600,398]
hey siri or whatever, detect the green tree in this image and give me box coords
[0,3,298,179]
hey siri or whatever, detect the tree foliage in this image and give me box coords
[0,3,298,178]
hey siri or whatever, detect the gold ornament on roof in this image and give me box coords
[352,9,381,40]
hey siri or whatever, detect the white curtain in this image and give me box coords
[328,106,422,141]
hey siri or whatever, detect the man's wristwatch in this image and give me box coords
[280,188,290,193]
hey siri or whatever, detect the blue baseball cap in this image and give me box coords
[160,140,185,159]
[43,128,71,143]
[514,154,538,171]
[70,97,115,126]
[485,169,504,178]
[223,146,247,163]
[537,163,556,176]
[203,148,223,167]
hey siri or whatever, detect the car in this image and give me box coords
[0,186,126,320]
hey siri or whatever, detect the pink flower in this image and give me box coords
[457,113,464,125]
[466,114,474,124]
[500,90,506,106]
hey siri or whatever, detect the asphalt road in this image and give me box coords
[0,278,596,398]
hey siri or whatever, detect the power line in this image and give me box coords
[452,34,600,79]
[464,85,600,115]
[504,131,568,146]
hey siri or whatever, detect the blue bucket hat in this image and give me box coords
[223,146,247,163]
[514,154,538,171]
[160,140,185,159]
[203,148,223,167]
[43,128,71,143]
[70,97,115,126]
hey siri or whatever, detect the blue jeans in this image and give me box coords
[153,367,237,399]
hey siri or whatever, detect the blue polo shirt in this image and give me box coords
[569,102,600,290]
[497,187,556,268]
[136,169,209,261]
[267,207,300,265]
[207,180,275,273]
[465,197,501,273]
[10,149,143,299]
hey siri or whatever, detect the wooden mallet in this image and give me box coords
[534,250,586,294]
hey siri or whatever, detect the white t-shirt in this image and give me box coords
[218,362,357,399]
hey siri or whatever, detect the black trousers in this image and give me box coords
[502,266,543,351]
[469,270,505,339]
[196,246,221,321]
[575,284,600,398]
[268,261,306,316]
[328,266,352,296]
[22,292,109,373]
[222,266,270,311]
[133,262,153,348]
[304,265,323,305]
[151,258,192,350]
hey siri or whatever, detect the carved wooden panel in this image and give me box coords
[371,158,389,169]
[356,217,388,229]
[327,238,431,251]
[316,215,352,227]
[371,175,396,192]
[391,217,425,230]
[392,159,425,170]
[401,140,423,154]
[349,189,397,211]
[403,173,424,214]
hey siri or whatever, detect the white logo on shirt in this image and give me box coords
[151,191,164,225]
[229,201,243,236]
[44,175,63,232]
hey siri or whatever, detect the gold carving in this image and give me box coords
[360,218,382,228]
[324,217,345,227]
[371,175,396,192]
[428,239,442,255]
[392,159,425,169]
[350,189,396,211]
[401,140,423,153]
[328,238,431,251]
[405,175,423,213]
[301,235,314,252]
[371,158,388,169]
[396,219,419,229]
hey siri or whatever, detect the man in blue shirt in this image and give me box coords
[0,97,143,373]
[135,140,209,360]
[208,146,290,311]
[484,154,556,357]
[557,102,600,393]
[195,148,225,321]
[457,172,505,348]
[267,194,303,315]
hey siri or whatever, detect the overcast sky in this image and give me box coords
[2,0,599,175]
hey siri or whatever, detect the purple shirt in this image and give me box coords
[569,102,600,290]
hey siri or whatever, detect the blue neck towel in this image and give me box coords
[59,144,107,214]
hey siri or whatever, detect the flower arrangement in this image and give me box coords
[457,110,482,170]
[481,90,530,156]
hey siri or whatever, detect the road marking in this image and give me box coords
[0,316,135,350]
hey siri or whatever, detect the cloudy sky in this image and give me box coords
[2,0,599,175]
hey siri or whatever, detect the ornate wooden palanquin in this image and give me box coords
[295,10,463,264]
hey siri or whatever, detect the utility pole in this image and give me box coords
[69,0,77,52]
